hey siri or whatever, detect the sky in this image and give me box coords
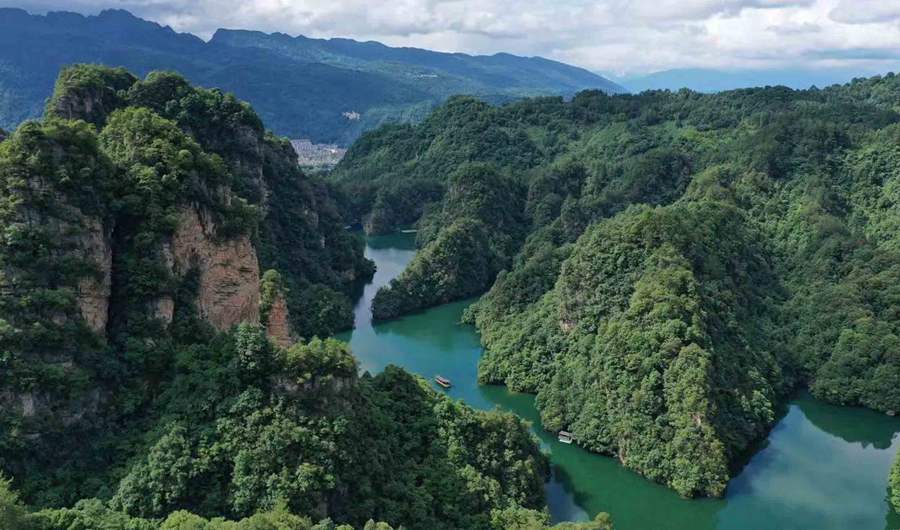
[11,0,900,76]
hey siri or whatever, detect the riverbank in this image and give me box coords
[337,232,900,530]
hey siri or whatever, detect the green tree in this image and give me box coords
[0,474,33,530]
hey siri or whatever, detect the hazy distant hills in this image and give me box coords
[616,67,896,93]
[0,8,624,145]
[213,29,621,98]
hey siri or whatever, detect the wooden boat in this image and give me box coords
[434,375,452,389]
[558,431,574,444]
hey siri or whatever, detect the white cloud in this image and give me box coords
[829,0,900,24]
[14,0,900,75]
[766,21,821,34]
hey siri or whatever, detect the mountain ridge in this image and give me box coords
[615,66,895,93]
[0,7,623,145]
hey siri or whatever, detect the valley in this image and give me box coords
[343,232,900,530]
[1,3,900,525]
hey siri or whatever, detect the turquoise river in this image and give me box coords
[338,232,900,530]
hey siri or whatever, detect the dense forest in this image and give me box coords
[0,8,621,145]
[331,75,900,496]
[0,65,619,529]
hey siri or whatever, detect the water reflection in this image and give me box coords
[717,398,900,529]
[796,393,898,449]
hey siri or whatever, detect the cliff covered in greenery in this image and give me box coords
[334,75,900,495]
[479,201,786,497]
[0,66,582,529]
[46,64,373,339]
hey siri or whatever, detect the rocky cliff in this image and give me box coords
[0,118,114,433]
[0,66,371,441]
[167,207,260,330]
[117,68,373,338]
[260,269,296,347]
[75,217,113,334]
[265,292,294,348]
[47,66,137,127]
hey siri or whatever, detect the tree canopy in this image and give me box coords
[335,73,900,496]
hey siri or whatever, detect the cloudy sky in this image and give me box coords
[12,0,900,76]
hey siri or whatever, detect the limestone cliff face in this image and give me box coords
[168,207,260,330]
[265,292,294,348]
[0,197,111,433]
[11,189,112,336]
[75,217,113,334]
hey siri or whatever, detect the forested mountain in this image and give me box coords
[0,8,623,146]
[331,74,900,496]
[213,29,621,98]
[615,66,892,93]
[0,65,622,530]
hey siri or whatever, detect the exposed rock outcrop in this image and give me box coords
[265,292,294,348]
[169,207,260,330]
[47,65,137,126]
[75,217,113,334]
[153,296,175,325]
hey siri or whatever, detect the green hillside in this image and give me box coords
[331,75,900,495]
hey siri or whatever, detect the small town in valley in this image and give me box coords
[290,138,347,169]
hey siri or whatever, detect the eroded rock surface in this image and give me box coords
[169,207,260,330]
[265,292,294,348]
[75,217,113,334]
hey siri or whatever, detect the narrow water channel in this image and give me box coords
[337,232,900,530]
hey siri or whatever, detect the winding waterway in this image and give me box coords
[337,232,900,530]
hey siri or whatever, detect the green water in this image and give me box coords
[337,233,900,530]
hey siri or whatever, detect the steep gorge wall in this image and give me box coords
[0,121,114,432]
[161,207,261,330]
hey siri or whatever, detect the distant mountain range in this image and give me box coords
[615,67,897,93]
[0,8,624,145]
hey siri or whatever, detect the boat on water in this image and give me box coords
[434,375,452,389]
[558,431,574,444]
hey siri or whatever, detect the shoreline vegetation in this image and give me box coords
[332,74,900,498]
